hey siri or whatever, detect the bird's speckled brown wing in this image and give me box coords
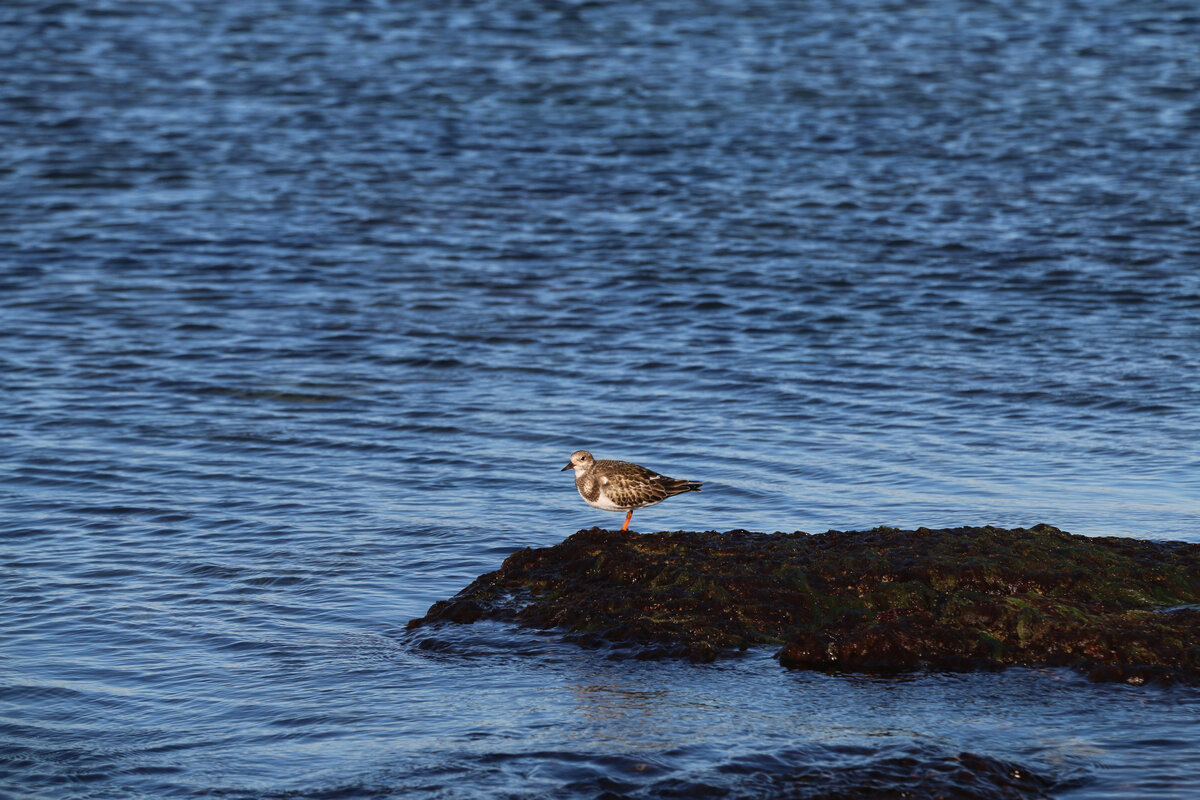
[594,459,701,509]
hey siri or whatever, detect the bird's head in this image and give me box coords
[561,450,595,471]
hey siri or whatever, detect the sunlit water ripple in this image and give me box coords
[2,0,1198,797]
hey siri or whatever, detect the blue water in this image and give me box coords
[3,0,1199,797]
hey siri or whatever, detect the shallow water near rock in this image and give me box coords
[3,0,1199,797]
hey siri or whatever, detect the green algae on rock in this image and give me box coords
[407,524,1200,684]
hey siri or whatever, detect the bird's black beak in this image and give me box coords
[561,462,573,471]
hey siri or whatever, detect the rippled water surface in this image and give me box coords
[3,0,1199,797]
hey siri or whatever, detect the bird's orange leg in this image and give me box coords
[621,510,633,531]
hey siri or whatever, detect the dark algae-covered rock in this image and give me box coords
[408,524,1200,684]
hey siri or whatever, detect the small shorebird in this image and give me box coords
[561,450,701,531]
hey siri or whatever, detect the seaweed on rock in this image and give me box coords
[408,524,1200,684]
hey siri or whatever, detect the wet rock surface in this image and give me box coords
[408,524,1200,684]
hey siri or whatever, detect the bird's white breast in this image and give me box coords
[574,471,626,511]
[588,477,628,511]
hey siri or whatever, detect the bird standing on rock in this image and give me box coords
[561,450,702,531]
